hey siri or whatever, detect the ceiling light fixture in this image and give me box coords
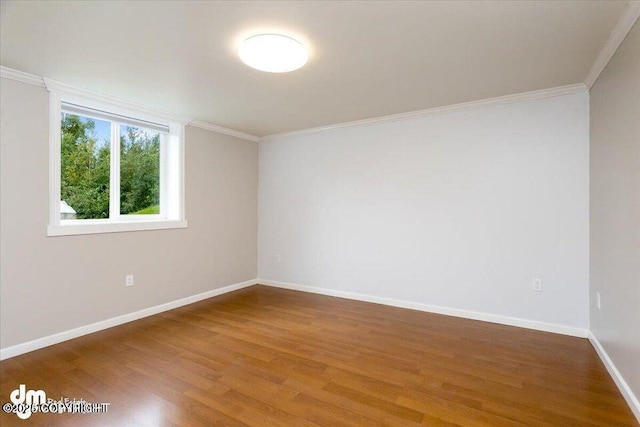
[239,34,308,73]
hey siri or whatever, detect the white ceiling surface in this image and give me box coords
[0,1,630,137]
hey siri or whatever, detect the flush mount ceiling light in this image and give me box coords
[239,34,308,73]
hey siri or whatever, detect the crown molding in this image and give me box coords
[585,1,640,89]
[1,66,259,141]
[0,65,45,87]
[189,120,260,142]
[0,65,589,144]
[42,77,190,125]
[259,83,588,141]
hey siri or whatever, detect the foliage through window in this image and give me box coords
[61,114,162,219]
[119,125,161,216]
[49,92,185,236]
[61,113,111,219]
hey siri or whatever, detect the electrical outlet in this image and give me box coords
[596,291,601,310]
[275,254,282,263]
[125,274,134,287]
[532,279,543,292]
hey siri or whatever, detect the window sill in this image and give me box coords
[47,220,188,237]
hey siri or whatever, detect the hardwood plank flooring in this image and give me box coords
[0,285,636,426]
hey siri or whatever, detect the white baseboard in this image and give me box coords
[258,279,589,338]
[3,278,635,420]
[588,332,640,422]
[0,279,258,361]
[265,279,639,419]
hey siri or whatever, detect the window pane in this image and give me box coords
[120,125,161,215]
[60,113,111,220]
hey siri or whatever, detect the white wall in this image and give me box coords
[590,20,640,409]
[258,92,590,330]
[0,78,258,349]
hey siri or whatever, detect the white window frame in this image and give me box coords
[47,89,187,237]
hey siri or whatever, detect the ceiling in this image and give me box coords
[0,1,630,137]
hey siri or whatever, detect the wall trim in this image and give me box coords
[258,83,588,141]
[2,65,586,145]
[43,77,190,125]
[259,279,589,338]
[6,278,636,419]
[585,1,640,89]
[0,279,258,361]
[47,220,188,237]
[189,120,260,142]
[0,65,45,87]
[588,332,640,422]
[0,66,259,142]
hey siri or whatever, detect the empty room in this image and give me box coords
[0,0,639,425]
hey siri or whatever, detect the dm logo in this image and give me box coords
[10,384,46,419]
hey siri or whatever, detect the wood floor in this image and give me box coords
[0,285,636,426]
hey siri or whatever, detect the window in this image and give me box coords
[48,91,186,236]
